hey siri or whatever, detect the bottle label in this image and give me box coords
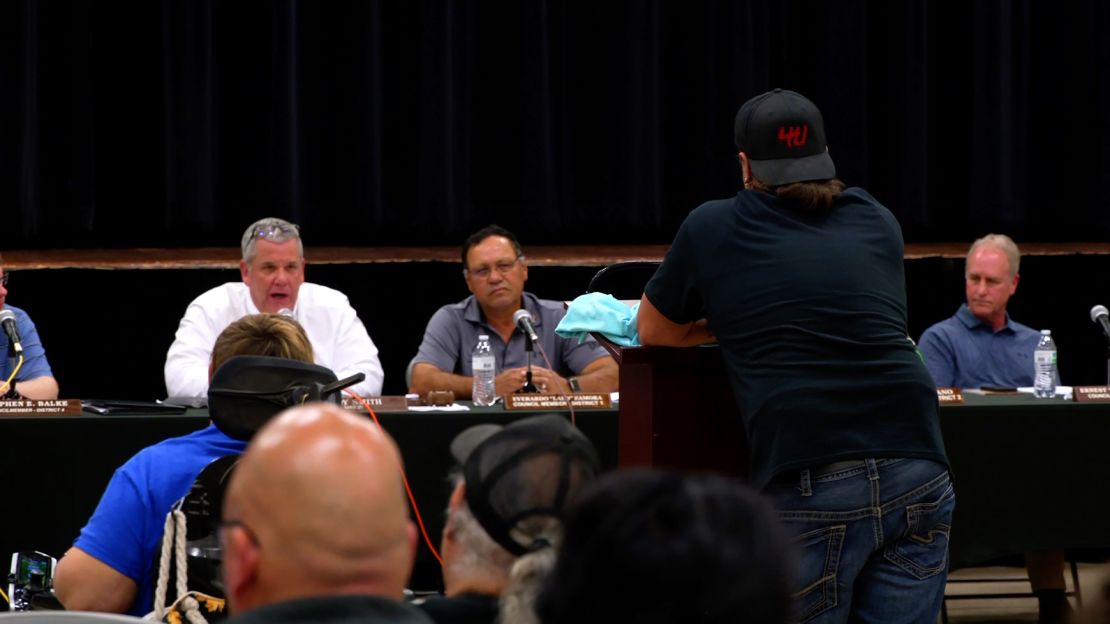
[1034,351,1057,365]
[473,358,495,372]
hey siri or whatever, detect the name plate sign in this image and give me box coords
[0,399,83,416]
[1073,386,1110,403]
[504,393,611,411]
[341,396,410,413]
[936,388,964,404]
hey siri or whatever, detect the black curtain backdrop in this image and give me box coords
[3,1,1110,249]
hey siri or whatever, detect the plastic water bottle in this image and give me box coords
[1033,329,1057,399]
[471,334,497,406]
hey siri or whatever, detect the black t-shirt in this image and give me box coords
[645,187,947,488]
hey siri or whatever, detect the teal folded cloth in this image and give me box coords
[555,292,641,347]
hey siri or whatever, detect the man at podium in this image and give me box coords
[637,89,952,624]
[0,261,59,400]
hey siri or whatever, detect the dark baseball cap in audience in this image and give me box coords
[450,413,601,557]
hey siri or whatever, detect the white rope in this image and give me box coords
[161,591,219,624]
[150,511,177,621]
[181,594,208,624]
[173,511,189,602]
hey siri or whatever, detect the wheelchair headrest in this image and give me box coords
[207,355,341,441]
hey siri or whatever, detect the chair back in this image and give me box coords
[586,262,660,301]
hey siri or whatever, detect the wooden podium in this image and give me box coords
[599,337,750,479]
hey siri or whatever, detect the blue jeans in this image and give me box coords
[764,458,955,624]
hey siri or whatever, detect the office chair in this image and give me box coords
[586,261,659,301]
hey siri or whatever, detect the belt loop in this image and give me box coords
[865,458,879,481]
[799,468,813,496]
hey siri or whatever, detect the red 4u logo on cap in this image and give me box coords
[778,125,808,148]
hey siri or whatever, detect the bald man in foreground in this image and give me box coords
[220,403,432,624]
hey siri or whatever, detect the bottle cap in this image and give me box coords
[1041,329,1051,335]
[478,334,489,340]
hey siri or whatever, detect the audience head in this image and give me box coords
[734,89,844,212]
[209,313,314,377]
[536,469,794,624]
[221,402,415,615]
[205,314,331,441]
[461,225,528,314]
[965,233,1020,325]
[440,414,600,619]
[239,217,305,313]
[450,413,600,558]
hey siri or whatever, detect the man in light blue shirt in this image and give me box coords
[918,234,1069,623]
[0,262,59,400]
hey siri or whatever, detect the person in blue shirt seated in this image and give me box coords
[918,233,1047,389]
[918,233,1070,624]
[53,313,317,616]
[0,261,59,400]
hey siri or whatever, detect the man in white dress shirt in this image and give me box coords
[164,217,383,397]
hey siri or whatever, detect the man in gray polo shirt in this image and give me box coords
[410,225,617,399]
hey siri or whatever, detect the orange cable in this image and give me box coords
[343,389,444,567]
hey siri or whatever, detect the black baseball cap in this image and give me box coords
[450,413,601,557]
[207,355,341,441]
[734,88,836,186]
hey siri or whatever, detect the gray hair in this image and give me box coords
[499,548,558,624]
[445,474,563,624]
[968,233,1021,278]
[444,499,517,586]
[241,217,303,263]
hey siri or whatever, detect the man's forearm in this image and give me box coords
[575,359,619,393]
[637,294,716,347]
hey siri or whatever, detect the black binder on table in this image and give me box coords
[82,399,189,415]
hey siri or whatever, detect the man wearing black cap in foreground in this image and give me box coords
[638,89,953,623]
[416,414,600,624]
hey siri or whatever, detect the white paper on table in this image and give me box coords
[408,403,471,412]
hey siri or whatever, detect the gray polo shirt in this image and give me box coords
[414,292,608,377]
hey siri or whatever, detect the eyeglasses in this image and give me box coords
[466,258,521,280]
[250,223,300,241]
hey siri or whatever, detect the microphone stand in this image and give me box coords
[517,333,540,394]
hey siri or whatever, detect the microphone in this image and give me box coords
[1091,305,1110,346]
[513,309,540,343]
[512,309,541,393]
[0,309,22,355]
